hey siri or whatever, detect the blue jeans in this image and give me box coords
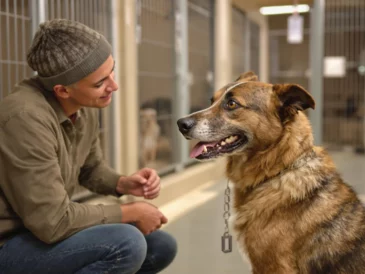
[0,224,177,274]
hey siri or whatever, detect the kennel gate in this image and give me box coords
[137,0,215,173]
[322,0,365,151]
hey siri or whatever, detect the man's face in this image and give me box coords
[66,55,118,109]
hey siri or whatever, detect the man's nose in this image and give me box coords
[106,77,118,93]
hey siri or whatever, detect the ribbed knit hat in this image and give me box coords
[27,19,112,90]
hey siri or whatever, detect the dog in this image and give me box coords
[139,108,160,166]
[177,71,365,274]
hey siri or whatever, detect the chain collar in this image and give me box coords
[221,179,232,253]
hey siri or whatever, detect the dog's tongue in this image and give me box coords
[190,141,218,158]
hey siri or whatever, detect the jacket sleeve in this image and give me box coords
[78,109,123,196]
[0,111,122,244]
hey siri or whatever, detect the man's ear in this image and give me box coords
[273,84,315,122]
[235,71,258,82]
[53,85,70,99]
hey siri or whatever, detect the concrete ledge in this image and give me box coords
[85,159,226,207]
[145,158,226,207]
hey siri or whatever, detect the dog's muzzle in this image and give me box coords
[177,117,196,135]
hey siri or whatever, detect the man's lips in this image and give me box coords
[100,94,112,99]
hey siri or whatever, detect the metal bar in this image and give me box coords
[173,0,189,169]
[0,60,28,65]
[22,0,26,79]
[309,0,325,145]
[354,0,358,116]
[50,0,54,19]
[0,0,2,100]
[323,0,329,143]
[39,0,46,22]
[102,1,107,35]
[88,0,92,27]
[6,0,11,94]
[0,11,30,19]
[93,0,97,29]
[348,0,352,146]
[70,0,75,21]
[209,0,215,96]
[97,0,101,28]
[44,0,48,20]
[14,0,19,84]
[361,0,365,149]
[108,0,121,171]
[335,0,340,144]
[75,0,79,21]
[331,0,337,144]
[244,16,250,72]
[80,0,84,23]
[64,0,69,19]
[343,0,348,145]
[57,0,61,17]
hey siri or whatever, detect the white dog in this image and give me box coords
[140,108,160,166]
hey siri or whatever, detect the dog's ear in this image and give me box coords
[235,71,258,82]
[273,84,315,122]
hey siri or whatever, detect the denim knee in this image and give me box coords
[137,230,177,273]
[107,224,148,273]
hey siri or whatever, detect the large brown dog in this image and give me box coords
[177,72,365,274]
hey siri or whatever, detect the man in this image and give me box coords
[0,19,177,274]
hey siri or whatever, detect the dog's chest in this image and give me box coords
[232,185,298,266]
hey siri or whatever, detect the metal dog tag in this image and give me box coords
[221,233,232,253]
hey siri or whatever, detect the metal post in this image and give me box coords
[214,0,231,89]
[108,0,122,172]
[173,0,189,170]
[31,0,46,36]
[309,0,325,145]
[244,16,251,72]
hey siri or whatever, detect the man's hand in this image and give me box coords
[121,202,168,235]
[116,168,161,199]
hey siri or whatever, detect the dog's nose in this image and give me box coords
[177,117,196,134]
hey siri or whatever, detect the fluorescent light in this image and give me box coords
[260,5,310,15]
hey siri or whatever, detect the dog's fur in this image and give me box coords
[140,108,160,166]
[177,72,365,274]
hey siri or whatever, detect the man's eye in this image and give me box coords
[95,82,103,88]
[226,100,238,110]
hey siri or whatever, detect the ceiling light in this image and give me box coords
[259,5,310,15]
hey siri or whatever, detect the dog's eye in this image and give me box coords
[226,100,239,110]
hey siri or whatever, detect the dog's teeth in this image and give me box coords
[203,145,207,153]
[225,136,238,144]
[221,141,226,146]
[226,136,233,144]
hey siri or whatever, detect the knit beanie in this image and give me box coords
[27,19,112,90]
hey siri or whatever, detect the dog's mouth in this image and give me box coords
[190,134,248,160]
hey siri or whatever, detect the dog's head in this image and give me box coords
[140,108,157,128]
[177,72,315,161]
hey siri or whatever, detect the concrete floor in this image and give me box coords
[160,150,365,274]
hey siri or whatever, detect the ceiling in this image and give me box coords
[232,0,313,12]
